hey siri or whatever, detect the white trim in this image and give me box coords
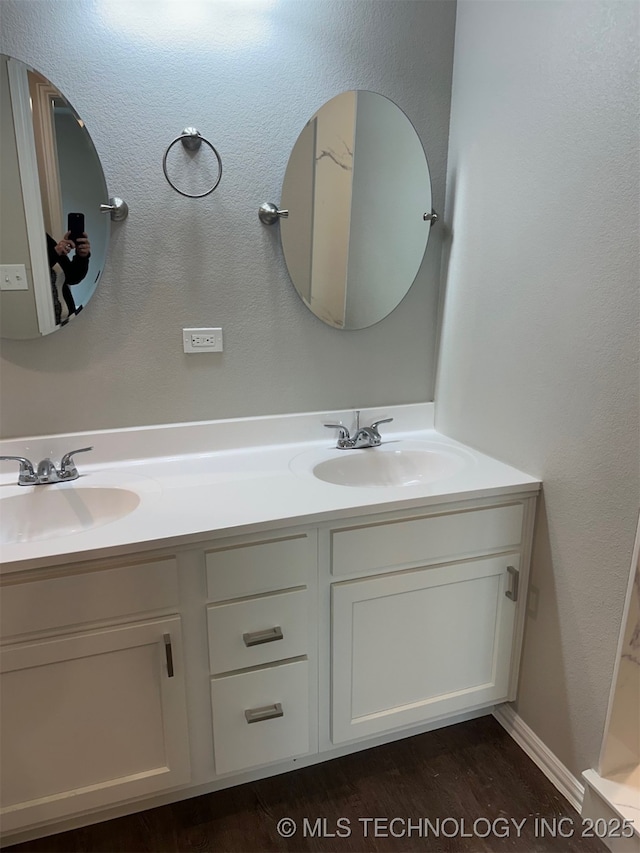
[7,58,57,336]
[493,703,585,812]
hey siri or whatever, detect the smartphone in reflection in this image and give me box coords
[67,212,84,242]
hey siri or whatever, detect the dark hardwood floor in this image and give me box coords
[4,716,608,853]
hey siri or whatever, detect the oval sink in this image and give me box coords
[308,444,468,488]
[0,486,140,545]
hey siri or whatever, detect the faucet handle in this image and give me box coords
[324,423,352,448]
[0,455,38,485]
[369,417,393,433]
[324,423,350,437]
[59,446,93,478]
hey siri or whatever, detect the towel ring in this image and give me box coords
[162,128,222,198]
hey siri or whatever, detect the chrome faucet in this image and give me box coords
[324,412,393,449]
[0,447,93,485]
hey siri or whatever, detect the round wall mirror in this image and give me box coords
[279,90,433,330]
[0,54,110,339]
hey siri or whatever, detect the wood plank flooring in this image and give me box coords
[4,716,608,853]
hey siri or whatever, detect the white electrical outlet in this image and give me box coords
[183,327,223,353]
[0,264,28,291]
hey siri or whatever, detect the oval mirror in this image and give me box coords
[279,90,433,330]
[0,54,110,339]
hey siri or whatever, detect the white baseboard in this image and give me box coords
[493,704,584,812]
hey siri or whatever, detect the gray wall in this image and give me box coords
[437,0,639,778]
[0,0,456,438]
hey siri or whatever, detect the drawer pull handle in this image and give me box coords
[244,702,284,724]
[243,626,284,647]
[505,565,520,602]
[163,633,174,678]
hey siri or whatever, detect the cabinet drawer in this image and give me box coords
[331,504,523,577]
[207,588,308,674]
[206,534,312,602]
[0,558,179,638]
[210,659,310,775]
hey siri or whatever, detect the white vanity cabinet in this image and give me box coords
[0,557,191,833]
[324,499,535,744]
[204,531,318,776]
[0,488,538,844]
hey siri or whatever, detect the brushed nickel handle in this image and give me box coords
[505,565,520,602]
[244,703,283,724]
[243,626,284,647]
[164,633,174,678]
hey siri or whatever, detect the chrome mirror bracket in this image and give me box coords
[100,197,129,221]
[258,202,289,225]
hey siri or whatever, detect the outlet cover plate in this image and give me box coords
[183,327,223,353]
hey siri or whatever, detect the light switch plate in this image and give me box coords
[0,264,28,291]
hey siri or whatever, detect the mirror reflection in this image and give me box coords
[0,55,109,339]
[280,90,433,330]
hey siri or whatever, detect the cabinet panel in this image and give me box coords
[331,504,523,577]
[206,534,312,602]
[331,556,519,743]
[0,557,179,638]
[210,659,310,775]
[207,588,308,674]
[0,616,190,831]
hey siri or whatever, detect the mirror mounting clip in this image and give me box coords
[100,197,129,221]
[258,202,289,226]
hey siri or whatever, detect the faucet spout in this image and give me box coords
[36,459,57,482]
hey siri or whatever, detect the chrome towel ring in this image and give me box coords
[162,127,222,198]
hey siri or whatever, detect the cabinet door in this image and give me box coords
[331,556,520,743]
[1,616,190,832]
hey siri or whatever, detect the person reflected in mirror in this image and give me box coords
[46,231,91,324]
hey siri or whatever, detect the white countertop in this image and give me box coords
[0,405,540,573]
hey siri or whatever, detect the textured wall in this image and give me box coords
[437,0,640,778]
[0,0,455,438]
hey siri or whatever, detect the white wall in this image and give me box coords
[0,0,456,438]
[438,0,639,778]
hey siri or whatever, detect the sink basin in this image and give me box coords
[0,486,140,545]
[291,441,470,488]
